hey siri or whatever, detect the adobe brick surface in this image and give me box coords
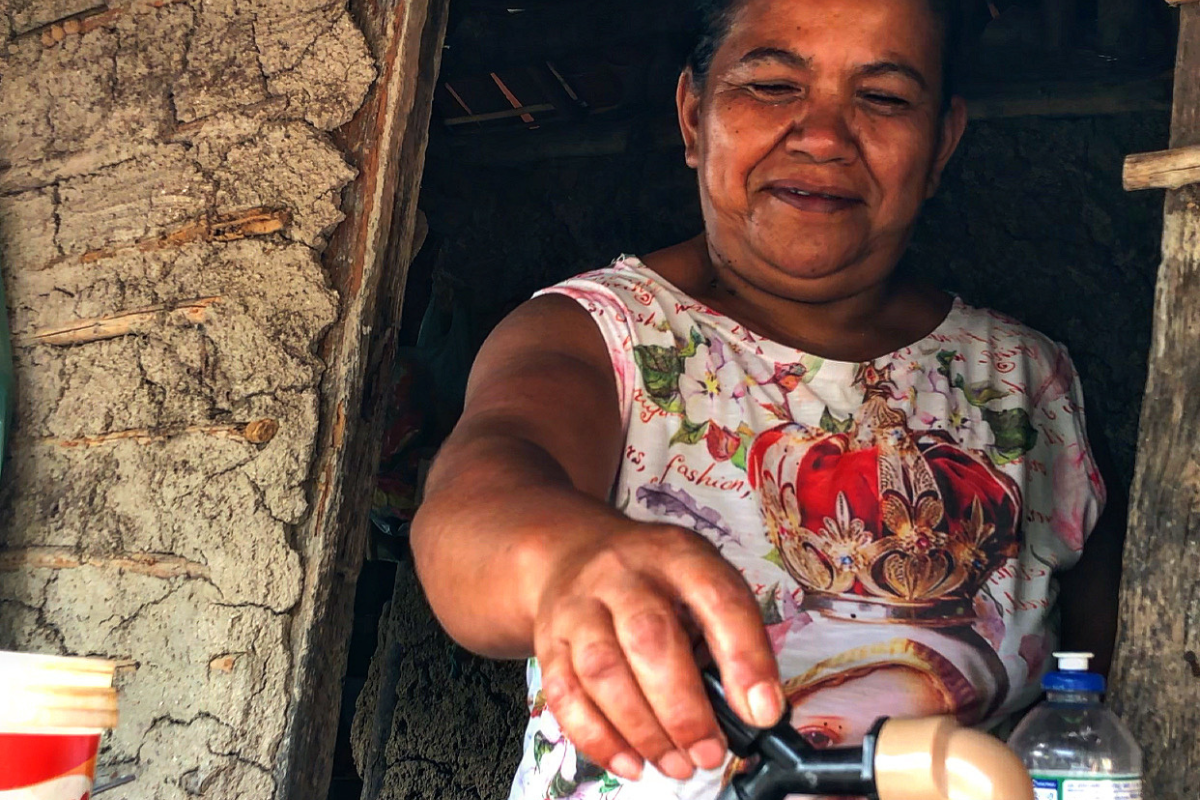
[0,0,375,796]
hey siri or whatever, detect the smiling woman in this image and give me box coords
[675,0,967,347]
[408,0,1125,798]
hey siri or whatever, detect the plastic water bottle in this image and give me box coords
[1008,652,1142,800]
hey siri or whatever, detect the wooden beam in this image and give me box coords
[1123,144,1200,191]
[444,103,555,126]
[1109,4,1200,797]
[272,0,450,798]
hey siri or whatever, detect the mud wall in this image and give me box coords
[0,0,375,796]
[353,110,1169,800]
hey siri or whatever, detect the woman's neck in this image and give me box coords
[642,235,952,362]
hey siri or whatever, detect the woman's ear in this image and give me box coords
[677,69,702,169]
[925,96,967,198]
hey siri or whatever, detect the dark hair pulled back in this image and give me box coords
[685,0,962,110]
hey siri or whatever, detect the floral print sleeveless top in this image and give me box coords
[508,256,1105,800]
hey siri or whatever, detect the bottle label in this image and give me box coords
[1031,775,1142,800]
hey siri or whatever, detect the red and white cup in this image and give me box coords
[0,651,119,799]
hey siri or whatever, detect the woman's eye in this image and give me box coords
[748,83,799,98]
[860,92,911,109]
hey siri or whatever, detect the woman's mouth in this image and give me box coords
[766,184,864,214]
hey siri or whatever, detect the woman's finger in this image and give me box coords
[665,541,785,730]
[535,614,644,781]
[564,600,693,779]
[604,575,728,775]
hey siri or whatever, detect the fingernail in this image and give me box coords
[658,749,694,780]
[688,737,726,770]
[610,752,642,781]
[747,681,783,727]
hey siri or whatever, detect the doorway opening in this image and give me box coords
[336,1,1177,797]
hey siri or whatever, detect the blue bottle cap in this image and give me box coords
[1042,651,1105,692]
[1043,670,1105,692]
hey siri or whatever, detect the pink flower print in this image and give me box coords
[680,339,745,423]
[972,593,1007,651]
[765,590,811,654]
[1049,445,1098,551]
[1032,347,1074,407]
[916,410,939,428]
[924,366,953,396]
[1019,633,1050,681]
[766,618,799,654]
[781,584,801,619]
[610,343,634,392]
[1089,462,1106,504]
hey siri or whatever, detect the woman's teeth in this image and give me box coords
[790,188,838,200]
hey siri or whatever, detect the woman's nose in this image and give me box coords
[784,101,857,165]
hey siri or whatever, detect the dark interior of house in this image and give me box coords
[331,1,1177,797]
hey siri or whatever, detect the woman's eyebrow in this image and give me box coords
[857,61,929,90]
[736,48,930,90]
[738,46,811,70]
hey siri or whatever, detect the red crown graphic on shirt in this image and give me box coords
[747,375,1021,622]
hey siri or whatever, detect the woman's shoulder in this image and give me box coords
[539,255,652,295]
[939,299,1086,426]
[566,254,654,286]
[538,255,704,319]
[946,298,1069,366]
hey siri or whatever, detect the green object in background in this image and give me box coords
[0,268,11,479]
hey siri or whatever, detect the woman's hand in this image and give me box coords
[533,521,783,782]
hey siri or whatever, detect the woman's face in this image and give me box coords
[678,0,967,303]
[788,667,951,748]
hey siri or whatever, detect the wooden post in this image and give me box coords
[1108,5,1200,796]
[272,0,449,797]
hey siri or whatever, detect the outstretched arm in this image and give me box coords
[410,293,784,782]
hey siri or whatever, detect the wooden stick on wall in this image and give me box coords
[19,297,221,347]
[1123,144,1200,191]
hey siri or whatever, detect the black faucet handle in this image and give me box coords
[699,665,767,758]
[701,664,880,800]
